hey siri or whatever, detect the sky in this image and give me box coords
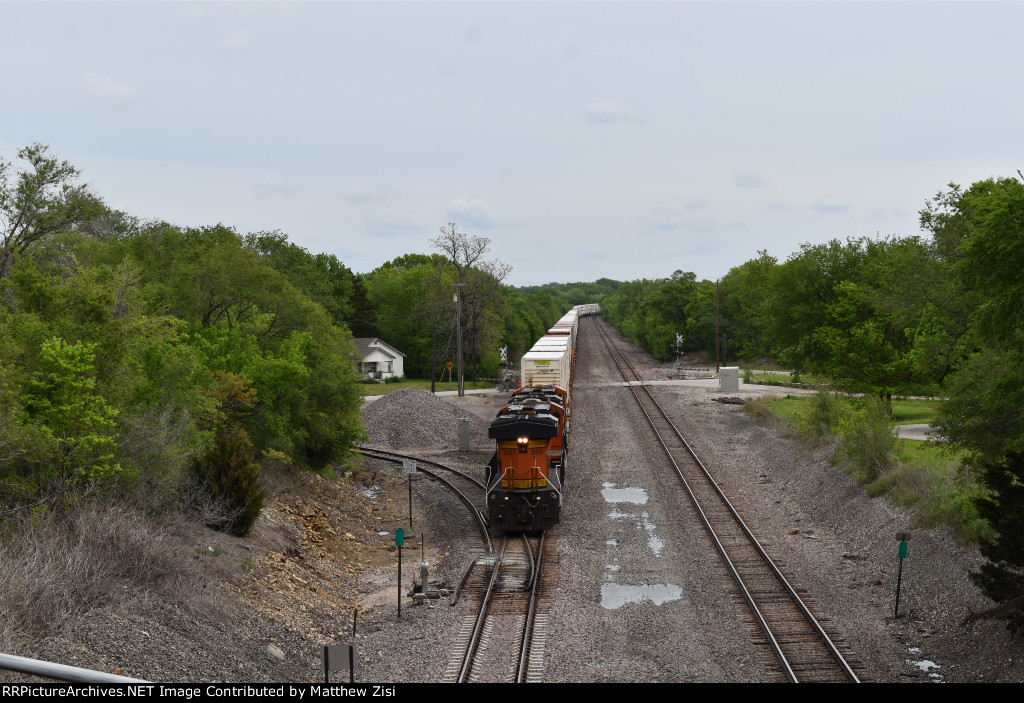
[2,1,1022,287]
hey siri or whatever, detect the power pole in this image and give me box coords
[715,279,720,373]
[452,284,465,397]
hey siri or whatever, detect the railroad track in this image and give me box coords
[351,446,491,552]
[445,533,552,683]
[594,319,862,683]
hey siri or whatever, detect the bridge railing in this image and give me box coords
[0,652,148,683]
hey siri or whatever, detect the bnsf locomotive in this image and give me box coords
[485,304,600,531]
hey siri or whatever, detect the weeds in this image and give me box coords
[791,388,849,444]
[0,500,183,644]
[836,395,899,481]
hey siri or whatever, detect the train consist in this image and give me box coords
[485,303,600,531]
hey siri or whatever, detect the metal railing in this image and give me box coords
[0,653,148,683]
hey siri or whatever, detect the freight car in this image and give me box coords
[484,304,599,531]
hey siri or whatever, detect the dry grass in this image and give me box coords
[742,394,791,434]
[0,499,186,649]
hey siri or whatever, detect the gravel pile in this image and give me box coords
[361,388,493,451]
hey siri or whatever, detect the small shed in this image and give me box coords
[351,338,406,380]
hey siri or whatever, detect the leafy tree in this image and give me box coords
[968,450,1024,633]
[925,173,1024,633]
[718,250,777,361]
[20,337,120,486]
[0,144,104,280]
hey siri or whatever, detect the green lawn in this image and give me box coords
[891,398,941,425]
[755,394,940,427]
[356,378,499,397]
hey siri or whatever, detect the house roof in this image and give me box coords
[350,338,405,360]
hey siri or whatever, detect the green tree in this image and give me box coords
[0,144,104,280]
[925,174,1024,632]
[20,337,120,485]
[718,250,777,361]
[968,450,1024,633]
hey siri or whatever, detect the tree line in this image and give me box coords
[4,142,1021,633]
[600,173,1024,633]
[0,143,614,534]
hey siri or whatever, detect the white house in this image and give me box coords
[351,338,406,380]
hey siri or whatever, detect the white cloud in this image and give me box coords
[220,29,251,55]
[583,101,645,125]
[810,198,851,214]
[339,186,392,205]
[253,172,297,200]
[446,197,500,229]
[646,210,683,231]
[366,211,427,238]
[733,171,768,189]
[80,72,138,110]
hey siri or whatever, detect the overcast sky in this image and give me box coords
[3,1,1022,286]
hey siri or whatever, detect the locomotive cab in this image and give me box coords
[486,405,563,532]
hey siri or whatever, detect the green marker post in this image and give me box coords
[395,528,405,618]
[895,531,911,618]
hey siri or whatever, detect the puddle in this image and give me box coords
[641,513,664,556]
[358,484,379,498]
[376,531,390,536]
[606,538,618,546]
[907,652,942,680]
[601,482,648,504]
[607,510,664,557]
[601,582,683,609]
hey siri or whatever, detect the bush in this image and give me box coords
[384,375,405,384]
[836,395,899,481]
[791,388,849,443]
[189,423,264,537]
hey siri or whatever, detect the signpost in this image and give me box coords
[894,531,911,618]
[402,459,417,526]
[395,528,405,618]
[321,608,357,683]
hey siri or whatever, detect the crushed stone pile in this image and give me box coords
[361,388,493,450]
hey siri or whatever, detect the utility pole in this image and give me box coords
[431,325,437,394]
[452,284,465,397]
[715,279,720,373]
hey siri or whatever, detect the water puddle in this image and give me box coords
[608,509,664,556]
[907,649,943,680]
[358,484,379,499]
[601,582,683,609]
[601,482,648,504]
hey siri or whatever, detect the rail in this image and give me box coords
[595,318,860,683]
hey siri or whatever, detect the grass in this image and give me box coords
[745,392,989,543]
[745,372,830,387]
[356,377,499,397]
[891,398,941,425]
[754,394,941,428]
